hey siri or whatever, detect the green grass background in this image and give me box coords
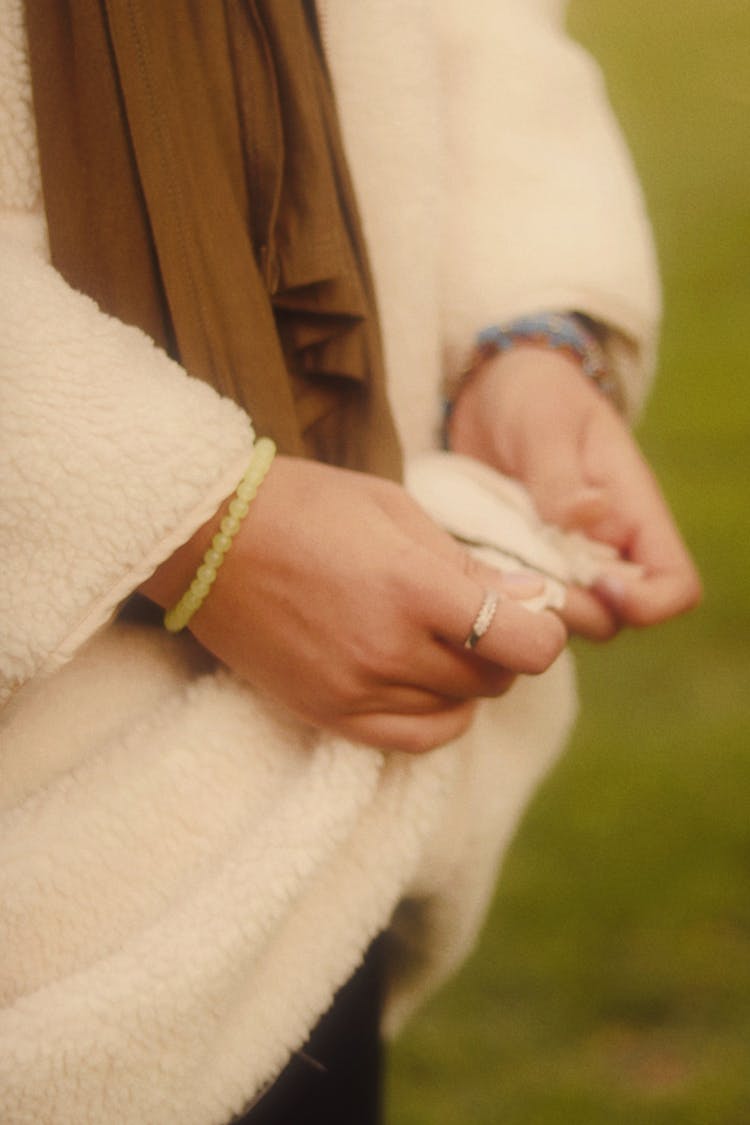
[388,3,750,1121]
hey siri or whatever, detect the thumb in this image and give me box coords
[522,432,604,531]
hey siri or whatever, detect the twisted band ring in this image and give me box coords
[463,589,499,650]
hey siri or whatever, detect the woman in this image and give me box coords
[0,2,699,1122]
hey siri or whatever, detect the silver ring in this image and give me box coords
[464,589,499,650]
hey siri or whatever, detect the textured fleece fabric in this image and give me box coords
[0,2,660,1122]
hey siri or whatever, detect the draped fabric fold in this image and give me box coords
[25,0,402,477]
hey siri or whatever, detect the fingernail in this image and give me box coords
[595,575,626,605]
[501,571,545,598]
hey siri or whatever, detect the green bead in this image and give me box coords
[204,548,223,569]
[164,609,184,633]
[196,563,217,585]
[212,532,232,553]
[220,514,241,537]
[228,497,249,520]
[236,479,259,502]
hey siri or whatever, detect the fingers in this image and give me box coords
[595,564,702,628]
[370,647,518,706]
[386,648,517,706]
[558,549,700,638]
[520,408,700,633]
[339,672,512,718]
[337,699,479,755]
[556,584,620,641]
[590,472,702,627]
[412,551,568,675]
[563,497,701,632]
[476,599,568,672]
[378,492,567,677]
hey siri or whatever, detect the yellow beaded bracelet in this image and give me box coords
[164,436,277,633]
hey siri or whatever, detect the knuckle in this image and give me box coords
[353,629,406,684]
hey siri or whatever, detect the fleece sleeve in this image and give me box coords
[437,0,662,418]
[0,229,255,705]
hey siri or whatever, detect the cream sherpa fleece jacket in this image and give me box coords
[0,2,660,1122]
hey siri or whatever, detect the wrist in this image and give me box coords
[448,346,592,469]
[139,512,220,611]
[475,313,613,397]
[444,311,623,451]
[140,438,277,626]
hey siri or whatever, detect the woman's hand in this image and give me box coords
[141,457,567,752]
[448,346,702,639]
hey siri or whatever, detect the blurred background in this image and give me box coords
[388,2,750,1121]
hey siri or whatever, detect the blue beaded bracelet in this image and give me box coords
[443,311,619,448]
[475,312,613,389]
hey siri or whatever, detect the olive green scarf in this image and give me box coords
[25,0,402,478]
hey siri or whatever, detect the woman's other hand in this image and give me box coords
[448,347,702,640]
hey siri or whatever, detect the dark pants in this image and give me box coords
[232,936,385,1125]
